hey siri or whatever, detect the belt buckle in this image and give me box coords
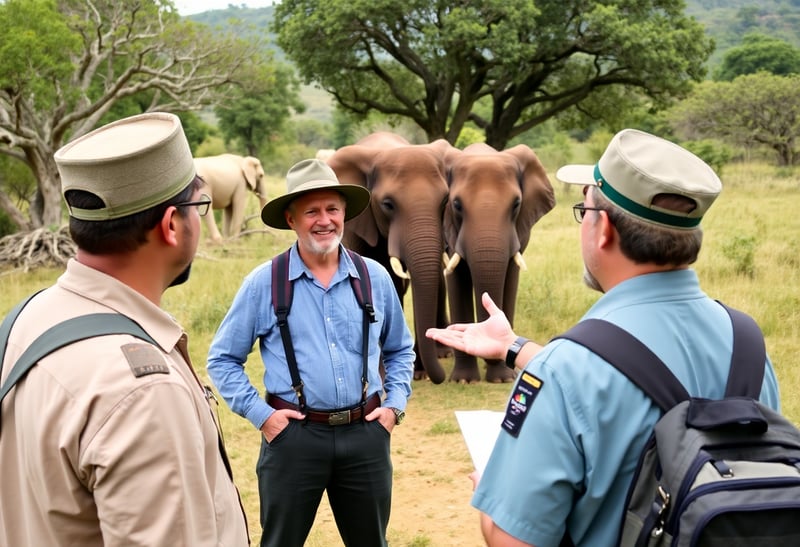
[328,410,351,426]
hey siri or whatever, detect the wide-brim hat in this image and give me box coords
[55,112,195,221]
[261,159,371,229]
[555,129,721,229]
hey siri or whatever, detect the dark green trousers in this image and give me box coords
[257,418,392,547]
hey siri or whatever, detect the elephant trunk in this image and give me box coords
[392,229,447,384]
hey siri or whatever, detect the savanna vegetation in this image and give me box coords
[2,157,798,546]
[1,2,800,542]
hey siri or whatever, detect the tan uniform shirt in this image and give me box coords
[0,259,248,546]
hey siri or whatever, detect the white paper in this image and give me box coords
[455,410,504,474]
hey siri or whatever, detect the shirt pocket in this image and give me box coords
[344,306,383,356]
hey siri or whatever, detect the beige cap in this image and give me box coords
[56,112,195,221]
[261,159,371,229]
[556,129,722,229]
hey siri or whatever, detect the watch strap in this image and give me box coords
[505,336,531,369]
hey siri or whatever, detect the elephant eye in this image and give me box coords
[512,196,522,216]
[380,198,396,215]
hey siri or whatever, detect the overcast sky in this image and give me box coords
[174,1,274,16]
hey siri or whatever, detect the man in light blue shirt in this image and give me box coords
[208,159,415,547]
[426,129,781,546]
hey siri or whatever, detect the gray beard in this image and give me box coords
[582,265,604,294]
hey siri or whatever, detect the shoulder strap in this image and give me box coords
[718,301,765,399]
[270,248,305,408]
[0,291,42,385]
[0,313,157,411]
[346,249,376,323]
[553,303,767,412]
[555,319,689,411]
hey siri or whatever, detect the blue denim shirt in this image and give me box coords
[207,244,415,429]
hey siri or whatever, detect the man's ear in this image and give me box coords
[159,206,180,247]
[597,210,616,249]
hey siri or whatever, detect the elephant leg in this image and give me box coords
[484,264,521,383]
[435,275,452,359]
[226,199,248,238]
[447,264,480,383]
[203,210,224,243]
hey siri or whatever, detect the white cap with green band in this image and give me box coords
[556,129,722,230]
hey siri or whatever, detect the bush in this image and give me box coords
[681,139,732,175]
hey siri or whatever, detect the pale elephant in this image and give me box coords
[193,154,268,243]
[327,132,456,384]
[443,143,556,383]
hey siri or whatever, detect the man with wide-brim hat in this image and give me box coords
[209,158,414,547]
[260,158,371,229]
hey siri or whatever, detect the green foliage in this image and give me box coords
[670,73,800,166]
[454,127,484,149]
[722,234,758,278]
[715,33,800,80]
[680,139,732,174]
[215,60,306,156]
[272,0,712,149]
[0,0,81,110]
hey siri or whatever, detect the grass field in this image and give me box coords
[1,160,799,545]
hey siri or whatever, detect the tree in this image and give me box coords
[215,62,306,157]
[715,33,800,81]
[272,0,712,149]
[0,0,264,230]
[671,73,800,166]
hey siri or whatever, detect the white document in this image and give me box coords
[455,410,504,474]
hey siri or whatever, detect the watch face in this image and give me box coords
[393,408,406,424]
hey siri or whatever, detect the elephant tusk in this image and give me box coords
[442,252,450,269]
[514,252,528,271]
[444,253,461,275]
[390,256,411,280]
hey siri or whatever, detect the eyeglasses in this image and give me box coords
[175,193,211,217]
[572,202,605,223]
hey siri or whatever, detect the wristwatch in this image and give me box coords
[389,407,406,425]
[505,336,531,369]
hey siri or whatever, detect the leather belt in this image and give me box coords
[267,393,381,426]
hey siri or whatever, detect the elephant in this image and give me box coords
[443,143,556,383]
[193,154,268,243]
[327,132,456,384]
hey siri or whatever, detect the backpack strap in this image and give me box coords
[345,249,376,403]
[718,302,765,399]
[346,249,377,324]
[555,319,689,411]
[553,303,766,412]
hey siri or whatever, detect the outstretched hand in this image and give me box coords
[425,292,516,361]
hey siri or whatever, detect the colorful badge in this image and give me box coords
[501,371,544,438]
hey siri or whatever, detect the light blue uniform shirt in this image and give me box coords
[207,244,415,429]
[472,270,780,547]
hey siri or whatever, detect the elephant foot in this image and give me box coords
[485,361,516,383]
[449,363,481,384]
[413,369,429,381]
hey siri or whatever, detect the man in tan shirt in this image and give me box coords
[0,113,249,546]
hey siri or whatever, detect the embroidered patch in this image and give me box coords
[121,343,170,377]
[501,371,544,438]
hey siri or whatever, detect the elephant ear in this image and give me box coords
[241,156,261,191]
[506,145,556,250]
[327,146,380,247]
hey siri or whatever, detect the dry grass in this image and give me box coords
[1,161,799,545]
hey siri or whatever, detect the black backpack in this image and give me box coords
[555,303,800,546]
